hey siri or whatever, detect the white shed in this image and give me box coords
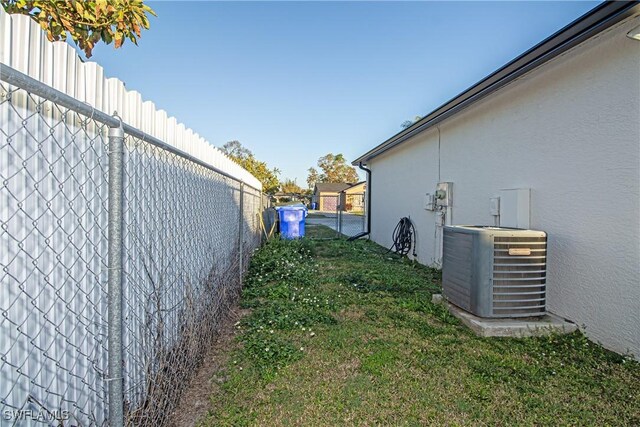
[353,2,640,359]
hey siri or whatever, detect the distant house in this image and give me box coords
[345,181,366,194]
[352,2,640,359]
[344,181,367,212]
[312,183,351,211]
[272,191,299,204]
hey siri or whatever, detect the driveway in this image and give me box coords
[306,212,365,237]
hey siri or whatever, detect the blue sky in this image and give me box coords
[87,1,598,187]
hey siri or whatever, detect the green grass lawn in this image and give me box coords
[304,223,338,239]
[305,212,329,219]
[200,226,640,426]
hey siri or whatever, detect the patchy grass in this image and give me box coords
[305,212,329,219]
[304,223,338,239]
[200,227,640,426]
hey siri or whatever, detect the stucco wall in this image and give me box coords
[368,16,640,358]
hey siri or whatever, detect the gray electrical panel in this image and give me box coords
[442,226,547,318]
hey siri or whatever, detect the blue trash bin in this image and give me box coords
[276,205,307,239]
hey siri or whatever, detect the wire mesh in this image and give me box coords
[306,193,366,239]
[306,195,339,239]
[339,192,366,238]
[242,188,262,254]
[1,82,110,425]
[1,80,262,425]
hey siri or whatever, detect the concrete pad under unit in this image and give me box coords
[431,294,578,338]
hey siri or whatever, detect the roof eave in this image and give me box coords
[353,1,640,165]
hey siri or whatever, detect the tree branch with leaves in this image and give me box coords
[401,115,422,129]
[307,153,359,188]
[221,140,280,194]
[1,0,156,57]
[280,179,302,194]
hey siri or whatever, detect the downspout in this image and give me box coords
[347,162,371,241]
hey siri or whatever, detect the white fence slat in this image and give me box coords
[0,5,262,424]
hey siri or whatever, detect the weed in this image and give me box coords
[202,226,640,427]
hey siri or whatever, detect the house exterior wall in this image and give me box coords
[346,182,367,194]
[368,16,640,358]
[345,194,365,211]
[345,183,367,211]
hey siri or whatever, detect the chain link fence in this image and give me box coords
[1,68,262,426]
[120,134,261,425]
[306,193,367,239]
[338,192,367,239]
[306,195,339,239]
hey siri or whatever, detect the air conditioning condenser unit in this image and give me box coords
[442,226,547,318]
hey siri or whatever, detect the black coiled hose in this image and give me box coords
[388,217,416,257]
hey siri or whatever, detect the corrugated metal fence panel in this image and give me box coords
[1,12,112,424]
[0,6,263,425]
[0,7,261,191]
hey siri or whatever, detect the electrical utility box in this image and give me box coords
[490,197,500,217]
[499,188,530,229]
[435,182,453,207]
[424,193,435,211]
[442,226,547,318]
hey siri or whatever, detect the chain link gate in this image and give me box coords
[338,192,367,239]
[306,192,367,239]
[305,192,367,240]
[306,194,339,239]
[0,65,262,426]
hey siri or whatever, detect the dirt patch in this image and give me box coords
[168,307,250,427]
[336,307,365,322]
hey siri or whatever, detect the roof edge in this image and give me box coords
[345,180,366,189]
[353,1,640,165]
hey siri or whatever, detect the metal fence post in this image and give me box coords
[239,182,245,280]
[338,192,344,235]
[362,193,367,234]
[107,118,125,427]
[258,191,263,243]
